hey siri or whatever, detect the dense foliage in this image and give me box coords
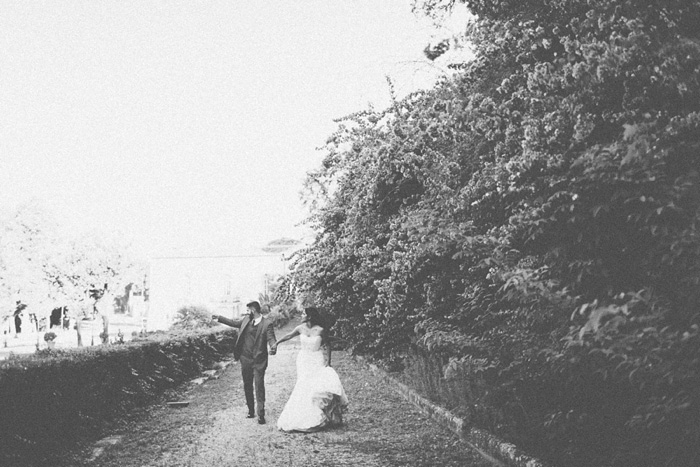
[292,1,700,465]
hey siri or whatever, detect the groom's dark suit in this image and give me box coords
[216,314,277,421]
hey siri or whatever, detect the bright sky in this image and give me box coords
[0,0,450,258]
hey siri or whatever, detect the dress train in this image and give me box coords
[277,334,348,432]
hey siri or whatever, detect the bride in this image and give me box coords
[274,307,348,432]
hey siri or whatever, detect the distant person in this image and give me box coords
[50,307,62,328]
[211,301,277,424]
[14,302,26,334]
[274,307,348,432]
[62,309,70,330]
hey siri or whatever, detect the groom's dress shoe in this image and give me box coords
[246,413,255,419]
[258,417,266,425]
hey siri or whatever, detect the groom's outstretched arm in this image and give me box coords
[212,315,243,328]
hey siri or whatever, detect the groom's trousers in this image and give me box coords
[240,362,265,417]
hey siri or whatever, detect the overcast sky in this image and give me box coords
[0,0,453,258]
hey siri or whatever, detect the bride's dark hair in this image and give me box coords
[304,307,324,328]
[304,307,335,357]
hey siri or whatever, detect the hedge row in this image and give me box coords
[0,328,236,464]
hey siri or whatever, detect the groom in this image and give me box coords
[212,301,277,424]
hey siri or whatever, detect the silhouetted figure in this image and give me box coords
[50,307,62,328]
[14,302,26,334]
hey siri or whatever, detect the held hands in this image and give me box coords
[269,344,278,355]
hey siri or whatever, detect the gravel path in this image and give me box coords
[54,321,495,467]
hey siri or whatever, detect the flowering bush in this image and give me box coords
[293,0,700,465]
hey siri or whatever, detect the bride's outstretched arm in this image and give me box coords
[276,326,300,346]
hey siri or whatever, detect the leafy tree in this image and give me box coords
[0,201,145,345]
[171,305,216,330]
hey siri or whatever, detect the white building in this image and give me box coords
[147,251,289,330]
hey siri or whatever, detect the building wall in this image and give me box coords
[147,254,287,330]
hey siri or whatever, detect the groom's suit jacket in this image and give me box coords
[216,315,277,370]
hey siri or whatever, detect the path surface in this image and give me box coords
[55,320,494,467]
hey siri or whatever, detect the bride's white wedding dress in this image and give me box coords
[276,334,348,432]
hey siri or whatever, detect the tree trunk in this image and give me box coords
[101,314,109,344]
[76,318,83,347]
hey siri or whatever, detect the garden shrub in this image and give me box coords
[171,305,217,330]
